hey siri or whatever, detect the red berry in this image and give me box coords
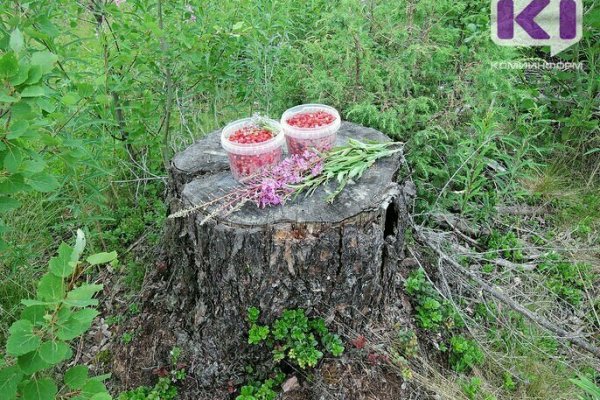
[228,127,274,144]
[286,111,336,128]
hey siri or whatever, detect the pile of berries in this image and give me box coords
[227,149,282,181]
[228,126,274,144]
[286,136,335,155]
[286,111,336,128]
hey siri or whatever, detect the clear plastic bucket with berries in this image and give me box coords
[281,104,341,155]
[221,117,285,181]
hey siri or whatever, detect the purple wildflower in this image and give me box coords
[311,162,323,177]
[258,178,283,208]
[172,150,325,223]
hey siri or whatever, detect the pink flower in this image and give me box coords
[257,179,283,208]
[183,149,325,222]
[185,5,197,23]
[114,0,126,6]
[311,162,323,177]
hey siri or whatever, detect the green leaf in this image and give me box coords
[56,318,86,341]
[72,308,99,325]
[26,65,43,85]
[4,148,23,173]
[0,92,18,103]
[80,380,108,398]
[0,174,29,194]
[20,305,47,325]
[26,172,59,192]
[21,86,45,98]
[65,365,89,390]
[0,197,20,213]
[0,52,18,78]
[10,29,24,53]
[86,251,117,266]
[30,51,58,74]
[0,366,23,400]
[10,62,30,85]
[11,102,34,120]
[55,308,98,341]
[89,373,111,382]
[21,300,57,307]
[49,242,76,277]
[6,320,41,356]
[7,120,30,139]
[22,158,45,173]
[64,284,103,307]
[37,273,65,302]
[17,350,51,374]
[90,394,112,400]
[21,377,57,400]
[61,92,80,106]
[38,340,70,365]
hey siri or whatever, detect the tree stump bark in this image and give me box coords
[113,122,414,392]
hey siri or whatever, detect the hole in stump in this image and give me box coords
[384,202,399,238]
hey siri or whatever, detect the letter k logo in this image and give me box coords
[491,0,583,55]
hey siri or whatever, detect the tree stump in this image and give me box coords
[113,122,414,392]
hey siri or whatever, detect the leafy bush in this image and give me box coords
[538,255,596,306]
[404,268,457,330]
[483,231,524,263]
[118,377,178,400]
[0,230,116,400]
[236,375,284,400]
[247,308,344,369]
[449,335,484,373]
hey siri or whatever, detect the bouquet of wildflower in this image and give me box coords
[169,139,402,224]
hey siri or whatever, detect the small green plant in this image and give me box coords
[118,377,178,400]
[236,374,285,400]
[461,376,482,400]
[0,230,116,400]
[118,347,186,400]
[449,335,484,373]
[396,329,419,358]
[169,346,182,365]
[570,375,600,400]
[128,303,141,315]
[538,254,596,306]
[121,331,135,344]
[483,231,524,263]
[247,308,344,369]
[404,268,457,330]
[105,315,124,327]
[502,371,517,391]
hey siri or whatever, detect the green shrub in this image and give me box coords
[449,335,484,373]
[0,230,116,400]
[247,308,344,369]
[236,375,284,400]
[404,268,457,331]
[538,254,596,306]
